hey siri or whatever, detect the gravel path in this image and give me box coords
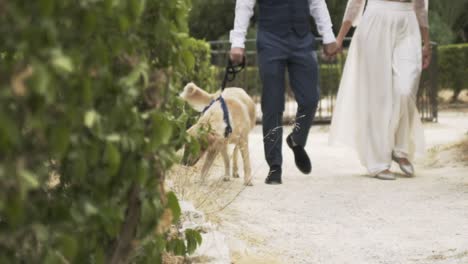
[213,111,468,264]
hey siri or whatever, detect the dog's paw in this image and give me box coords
[223,176,231,182]
[244,181,253,186]
[232,172,240,178]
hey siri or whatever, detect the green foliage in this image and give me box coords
[319,63,343,96]
[430,0,468,32]
[183,38,217,91]
[429,11,457,45]
[428,0,468,45]
[0,0,206,263]
[189,0,236,41]
[165,229,202,256]
[185,229,203,255]
[323,0,348,31]
[438,44,468,100]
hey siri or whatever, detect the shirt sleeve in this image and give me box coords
[229,0,255,49]
[413,0,429,28]
[343,0,366,27]
[309,0,336,44]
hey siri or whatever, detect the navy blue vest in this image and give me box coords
[258,0,311,37]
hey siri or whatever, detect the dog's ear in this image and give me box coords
[186,82,197,95]
[180,82,197,99]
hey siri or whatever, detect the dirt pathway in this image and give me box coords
[211,111,468,264]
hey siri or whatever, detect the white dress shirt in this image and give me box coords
[230,0,337,48]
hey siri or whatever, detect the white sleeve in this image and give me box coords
[414,0,429,28]
[343,0,366,27]
[229,0,255,49]
[309,0,336,44]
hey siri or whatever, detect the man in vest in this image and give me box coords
[230,0,338,184]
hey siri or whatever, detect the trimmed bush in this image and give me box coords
[438,44,468,101]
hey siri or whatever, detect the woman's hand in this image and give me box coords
[422,44,432,69]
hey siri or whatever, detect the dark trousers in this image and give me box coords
[257,30,320,168]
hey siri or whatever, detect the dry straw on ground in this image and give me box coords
[426,135,468,167]
[168,151,249,221]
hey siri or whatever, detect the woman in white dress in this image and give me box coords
[329,0,431,180]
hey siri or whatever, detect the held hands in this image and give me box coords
[323,42,338,56]
[230,47,245,64]
[323,41,341,59]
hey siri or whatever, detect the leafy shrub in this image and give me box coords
[0,0,205,263]
[438,44,468,101]
[183,38,217,91]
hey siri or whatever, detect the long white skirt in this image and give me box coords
[329,1,425,175]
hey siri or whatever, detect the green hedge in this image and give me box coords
[210,44,468,102]
[211,63,343,98]
[180,38,216,91]
[438,44,468,100]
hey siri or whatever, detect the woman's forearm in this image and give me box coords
[337,21,353,46]
[420,26,432,69]
[420,26,430,47]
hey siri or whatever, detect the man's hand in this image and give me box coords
[323,42,339,57]
[230,47,245,64]
[422,44,432,69]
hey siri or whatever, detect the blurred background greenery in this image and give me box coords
[189,0,468,45]
[189,0,468,103]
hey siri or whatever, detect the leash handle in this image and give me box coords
[221,56,246,91]
[228,56,246,75]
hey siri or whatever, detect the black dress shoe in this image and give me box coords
[286,134,311,174]
[265,166,282,185]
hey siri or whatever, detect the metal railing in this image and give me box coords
[210,38,438,124]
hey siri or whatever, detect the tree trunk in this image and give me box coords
[108,183,141,264]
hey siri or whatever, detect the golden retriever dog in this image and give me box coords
[180,82,256,186]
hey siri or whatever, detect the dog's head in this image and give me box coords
[182,133,219,166]
[179,82,214,112]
